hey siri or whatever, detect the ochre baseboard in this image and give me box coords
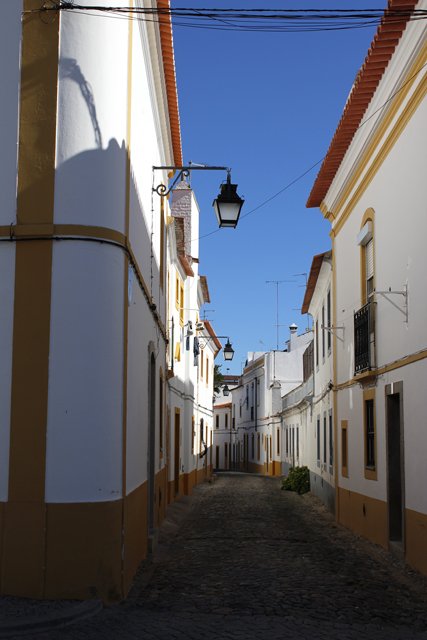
[338,487,387,549]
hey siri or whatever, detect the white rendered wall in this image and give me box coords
[45,242,124,503]
[54,9,129,233]
[0,244,16,501]
[0,4,21,226]
[126,281,150,495]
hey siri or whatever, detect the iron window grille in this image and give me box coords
[366,399,375,468]
[354,301,375,373]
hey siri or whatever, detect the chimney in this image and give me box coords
[289,323,298,352]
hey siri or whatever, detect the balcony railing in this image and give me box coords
[354,301,375,374]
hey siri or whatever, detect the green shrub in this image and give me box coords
[281,466,310,495]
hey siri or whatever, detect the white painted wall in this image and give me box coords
[45,242,124,502]
[54,10,129,233]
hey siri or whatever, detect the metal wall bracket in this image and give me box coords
[321,324,345,343]
[369,284,408,323]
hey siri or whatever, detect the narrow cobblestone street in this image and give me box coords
[12,472,427,639]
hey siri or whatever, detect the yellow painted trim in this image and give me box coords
[335,348,427,391]
[406,508,427,577]
[331,42,427,236]
[338,487,387,549]
[8,0,60,511]
[363,388,377,481]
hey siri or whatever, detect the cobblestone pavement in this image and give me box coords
[11,472,427,639]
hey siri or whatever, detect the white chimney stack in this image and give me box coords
[289,323,298,352]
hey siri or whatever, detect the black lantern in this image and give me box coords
[213,174,244,229]
[223,384,230,397]
[223,339,234,361]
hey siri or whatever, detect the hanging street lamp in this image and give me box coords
[152,164,244,229]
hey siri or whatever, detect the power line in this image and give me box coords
[30,4,427,34]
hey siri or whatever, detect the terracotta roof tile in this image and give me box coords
[157,1,183,166]
[306,0,417,209]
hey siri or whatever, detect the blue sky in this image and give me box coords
[171,1,383,374]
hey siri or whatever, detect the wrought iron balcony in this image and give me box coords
[354,301,375,374]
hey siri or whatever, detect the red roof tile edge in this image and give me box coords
[306,0,417,209]
[157,0,183,166]
[301,252,329,314]
[200,275,211,304]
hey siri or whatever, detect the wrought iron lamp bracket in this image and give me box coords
[152,165,230,198]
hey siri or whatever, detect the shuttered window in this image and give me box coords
[365,238,374,281]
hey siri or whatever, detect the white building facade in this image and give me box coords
[232,328,312,476]
[307,0,427,576]
[281,252,335,512]
[0,1,183,602]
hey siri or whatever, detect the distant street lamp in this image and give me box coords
[152,165,244,229]
[223,339,235,361]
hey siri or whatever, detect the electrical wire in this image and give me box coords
[28,4,427,34]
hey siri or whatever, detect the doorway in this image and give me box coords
[385,382,405,551]
[215,445,219,469]
[174,409,180,495]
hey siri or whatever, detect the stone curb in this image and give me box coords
[0,600,103,638]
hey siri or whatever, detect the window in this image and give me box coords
[323,413,327,465]
[251,434,254,459]
[322,304,325,360]
[179,282,184,326]
[355,212,376,374]
[175,274,180,310]
[215,414,219,429]
[366,399,375,468]
[200,349,204,379]
[200,418,204,454]
[341,421,348,477]
[225,413,228,429]
[327,289,331,353]
[329,410,333,471]
[291,428,294,459]
[159,373,163,457]
[257,435,260,460]
[296,426,299,459]
[191,416,195,454]
[363,388,377,480]
[285,428,288,456]
[315,319,319,368]
[257,379,260,406]
[277,428,280,455]
[206,357,209,387]
[317,416,320,466]
[239,400,242,418]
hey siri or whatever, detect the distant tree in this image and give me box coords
[214,364,224,394]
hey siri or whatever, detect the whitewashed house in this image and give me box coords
[233,327,312,475]
[167,179,219,497]
[213,375,239,470]
[281,252,334,512]
[307,0,427,575]
[0,1,182,601]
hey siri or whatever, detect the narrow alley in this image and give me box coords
[4,472,427,640]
